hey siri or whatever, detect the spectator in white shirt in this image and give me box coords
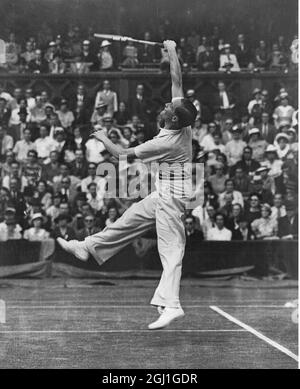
[0,207,22,241]
[219,179,244,208]
[13,128,36,163]
[0,125,14,160]
[34,124,57,164]
[81,162,107,193]
[86,182,105,211]
[56,99,74,130]
[200,122,218,151]
[85,135,105,164]
[225,126,247,166]
[30,96,46,124]
[207,212,232,241]
[219,44,240,72]
[23,213,50,241]
[94,80,118,117]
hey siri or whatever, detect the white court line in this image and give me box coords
[7,305,289,309]
[210,305,298,363]
[0,329,246,334]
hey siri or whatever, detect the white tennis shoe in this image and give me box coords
[57,238,89,261]
[148,307,185,330]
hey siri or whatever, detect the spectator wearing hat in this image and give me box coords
[23,213,50,241]
[273,93,295,129]
[258,112,277,144]
[219,44,240,72]
[81,162,107,194]
[274,133,290,160]
[249,175,274,205]
[79,40,97,71]
[207,212,232,241]
[247,88,262,115]
[251,203,278,240]
[278,201,298,240]
[261,145,283,179]
[56,99,74,131]
[96,40,113,70]
[224,125,247,166]
[256,166,274,194]
[219,178,244,208]
[51,213,76,241]
[91,101,108,126]
[0,207,22,241]
[94,80,118,118]
[248,127,268,162]
[44,41,58,63]
[232,216,255,241]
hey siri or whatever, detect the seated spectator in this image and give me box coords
[85,129,106,164]
[28,49,48,73]
[34,124,57,164]
[0,149,14,178]
[79,40,97,70]
[226,203,243,233]
[247,88,262,115]
[258,112,277,144]
[30,96,46,124]
[273,92,295,129]
[86,181,105,211]
[114,102,130,127]
[76,214,101,241]
[194,204,216,240]
[138,32,156,64]
[249,174,274,205]
[97,40,113,70]
[200,122,217,151]
[197,45,217,71]
[81,162,106,194]
[91,102,108,126]
[94,80,118,118]
[56,99,75,131]
[52,163,80,192]
[225,126,247,167]
[21,41,36,65]
[0,97,11,126]
[214,81,237,119]
[192,117,207,145]
[46,193,62,227]
[248,128,268,162]
[261,145,283,179]
[235,34,251,68]
[232,216,255,240]
[69,149,89,179]
[271,193,287,221]
[57,176,78,204]
[219,192,234,218]
[256,166,274,194]
[33,180,52,210]
[2,161,27,192]
[219,178,244,208]
[207,212,232,241]
[254,40,270,69]
[278,201,298,239]
[207,162,228,195]
[122,41,139,68]
[49,54,66,74]
[122,126,136,146]
[269,43,288,71]
[0,126,13,161]
[5,32,20,71]
[51,213,76,241]
[105,205,119,227]
[244,193,262,224]
[219,44,240,72]
[177,37,195,65]
[184,215,204,246]
[186,90,201,117]
[0,207,22,241]
[251,203,278,239]
[13,128,35,163]
[232,166,251,199]
[274,133,290,160]
[23,213,50,241]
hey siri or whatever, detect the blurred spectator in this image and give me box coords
[185,215,204,246]
[245,194,263,225]
[258,112,277,144]
[28,49,48,73]
[207,212,232,240]
[122,41,139,68]
[278,201,298,239]
[254,40,270,69]
[224,126,247,166]
[219,44,240,72]
[269,43,288,71]
[273,93,295,129]
[51,213,76,240]
[207,162,227,194]
[251,203,278,239]
[249,175,274,205]
[97,40,113,70]
[232,216,255,240]
[248,128,268,162]
[0,126,13,161]
[235,34,251,68]
[197,45,217,71]
[94,80,118,117]
[138,32,156,64]
[186,89,201,117]
[0,207,22,241]
[219,178,244,208]
[56,99,75,131]
[214,81,236,119]
[114,102,130,126]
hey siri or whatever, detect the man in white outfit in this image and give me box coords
[57,40,197,330]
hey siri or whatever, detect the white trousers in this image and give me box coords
[85,192,186,308]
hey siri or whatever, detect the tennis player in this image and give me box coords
[58,40,197,329]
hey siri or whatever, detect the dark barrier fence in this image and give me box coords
[0,72,297,114]
[0,239,298,279]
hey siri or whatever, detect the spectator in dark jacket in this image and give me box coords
[185,215,204,246]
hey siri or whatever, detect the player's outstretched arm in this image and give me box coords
[91,130,136,158]
[164,40,183,99]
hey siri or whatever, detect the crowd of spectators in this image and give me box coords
[0,26,298,73]
[0,76,298,246]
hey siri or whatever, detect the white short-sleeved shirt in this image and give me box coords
[134,118,193,198]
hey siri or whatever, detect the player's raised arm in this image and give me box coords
[164,40,184,99]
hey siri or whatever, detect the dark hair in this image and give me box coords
[214,212,225,221]
[174,99,198,128]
